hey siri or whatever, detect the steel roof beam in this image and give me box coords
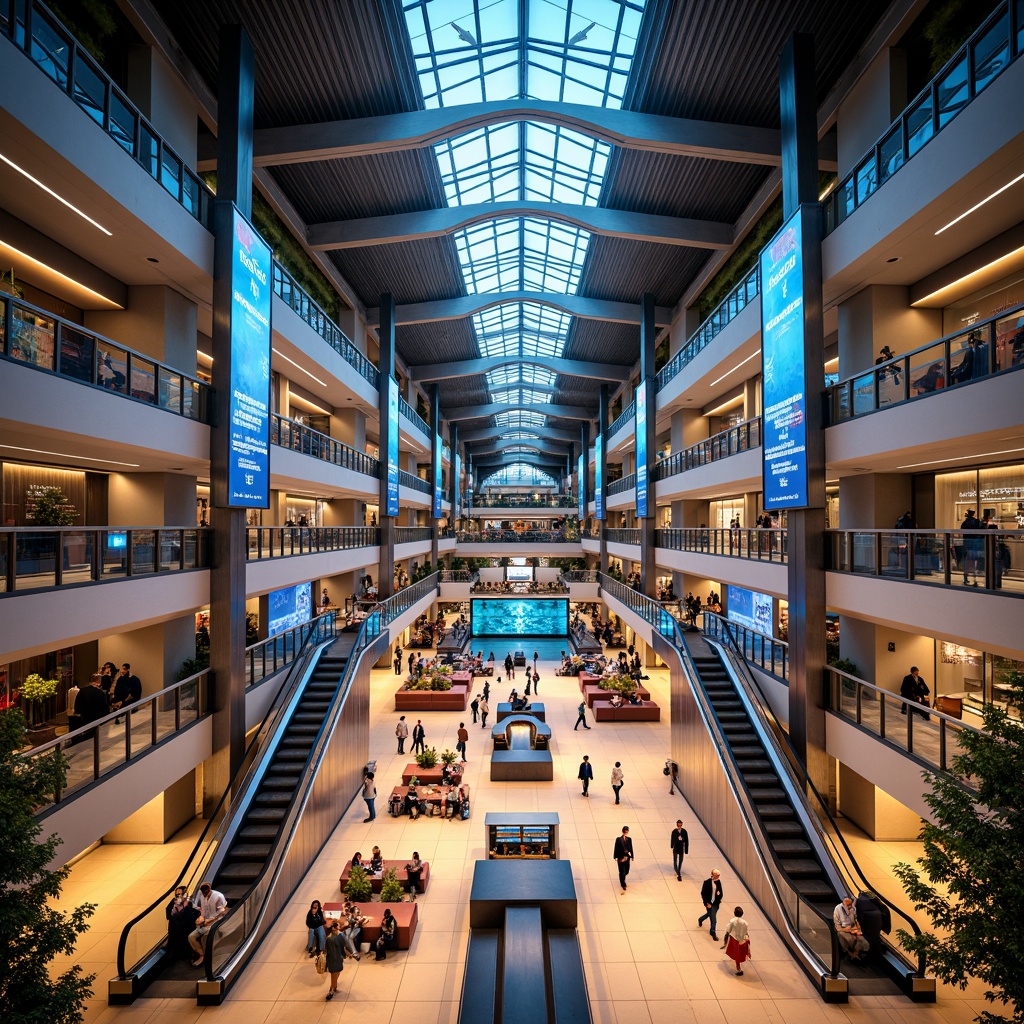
[467,439,573,456]
[459,425,577,444]
[409,353,632,383]
[446,402,594,422]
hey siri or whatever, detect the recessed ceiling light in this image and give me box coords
[0,152,112,235]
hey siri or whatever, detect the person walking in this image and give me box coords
[479,697,490,728]
[504,653,514,681]
[323,920,345,1000]
[697,869,723,940]
[395,715,409,754]
[670,819,689,880]
[362,771,377,822]
[578,755,594,797]
[470,693,480,723]
[411,719,426,754]
[722,907,751,975]
[613,826,634,892]
[482,678,491,702]
[456,722,469,762]
[533,650,539,674]
[610,762,624,804]
[408,652,415,676]
[900,666,930,718]
[393,649,402,675]
[532,668,540,695]
[574,700,591,730]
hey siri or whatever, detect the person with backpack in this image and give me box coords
[375,909,398,959]
[574,700,591,730]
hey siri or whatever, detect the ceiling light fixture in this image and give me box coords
[897,445,1024,470]
[0,152,112,235]
[0,444,140,467]
[0,238,122,308]
[709,349,761,388]
[704,395,744,417]
[272,348,327,387]
[911,244,1024,306]
[934,170,1024,235]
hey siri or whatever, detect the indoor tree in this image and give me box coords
[0,708,96,1023]
[893,674,1024,1024]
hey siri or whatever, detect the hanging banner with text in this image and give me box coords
[635,382,649,518]
[433,431,444,519]
[760,206,811,510]
[594,432,605,520]
[226,207,272,507]
[577,453,585,520]
[386,375,400,517]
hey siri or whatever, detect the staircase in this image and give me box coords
[213,651,349,903]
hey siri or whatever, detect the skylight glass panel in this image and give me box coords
[521,218,588,292]
[501,431,542,441]
[495,410,547,430]
[490,387,553,405]
[482,464,558,487]
[486,366,557,389]
[437,123,520,205]
[524,123,610,205]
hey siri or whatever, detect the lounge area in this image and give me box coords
[323,900,418,949]
[338,858,431,894]
[490,714,553,781]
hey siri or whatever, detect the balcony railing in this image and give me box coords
[399,469,431,494]
[654,418,761,480]
[399,396,431,437]
[598,573,685,641]
[244,610,337,688]
[0,291,209,421]
[246,526,378,560]
[469,492,576,508]
[827,301,1024,423]
[826,528,1022,596]
[605,527,640,545]
[456,529,581,543]
[395,526,432,544]
[271,414,380,478]
[439,569,475,582]
[1,1,212,226]
[561,570,598,582]
[656,527,788,563]
[703,610,789,682]
[656,265,761,392]
[0,526,210,594]
[380,571,439,627]
[606,473,636,496]
[607,401,635,438]
[823,1,1023,234]
[270,263,379,387]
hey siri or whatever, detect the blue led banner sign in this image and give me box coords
[594,432,605,520]
[433,432,443,519]
[453,451,462,517]
[386,375,400,517]
[635,382,648,518]
[760,207,810,509]
[578,454,585,519]
[227,207,272,507]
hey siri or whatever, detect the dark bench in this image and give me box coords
[593,702,661,722]
[460,930,499,1024]
[547,930,590,1024]
[503,906,547,1023]
[339,858,430,894]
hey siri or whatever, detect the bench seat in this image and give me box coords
[339,858,430,894]
[322,900,418,949]
[592,702,661,722]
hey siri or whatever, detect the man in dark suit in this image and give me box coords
[578,755,594,797]
[670,820,689,880]
[71,674,110,742]
[900,666,930,718]
[111,662,142,724]
[613,826,634,892]
[698,869,723,940]
[411,720,426,755]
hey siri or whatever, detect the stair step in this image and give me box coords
[771,839,812,855]
[730,745,764,758]
[218,862,265,881]
[793,879,836,898]
[254,793,291,807]
[248,808,287,823]
[749,788,787,802]
[239,825,280,841]
[734,759,773,772]
[756,804,795,820]
[780,859,825,877]
[228,843,272,860]
[741,773,780,786]
[219,885,250,903]
[765,820,804,836]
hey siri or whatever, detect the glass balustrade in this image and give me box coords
[654,418,761,480]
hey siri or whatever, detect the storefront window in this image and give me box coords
[709,497,745,530]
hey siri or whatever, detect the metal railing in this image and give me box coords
[379,571,439,629]
[656,526,788,563]
[823,1,1022,234]
[399,396,431,436]
[456,529,581,543]
[607,401,635,437]
[246,526,377,560]
[399,469,431,494]
[827,300,1024,423]
[826,527,1021,595]
[654,418,761,480]
[271,414,380,477]
[0,291,209,421]
[826,666,981,783]
[0,526,210,593]
[703,610,789,682]
[469,492,576,508]
[605,527,640,545]
[1,1,211,226]
[395,526,432,544]
[606,473,636,496]
[270,263,379,387]
[560,570,598,582]
[439,569,475,582]
[657,265,761,391]
[243,611,338,689]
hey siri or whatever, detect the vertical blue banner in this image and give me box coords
[760,207,809,509]
[577,453,585,519]
[227,208,272,507]
[453,451,462,518]
[594,432,605,520]
[635,383,648,518]
[432,431,443,519]
[386,375,400,517]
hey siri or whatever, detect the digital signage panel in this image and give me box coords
[760,207,809,509]
[386,375,400,517]
[635,382,648,518]
[453,451,462,518]
[577,454,585,519]
[227,207,272,507]
[726,585,774,635]
[268,581,312,636]
[594,432,605,520]
[433,432,443,519]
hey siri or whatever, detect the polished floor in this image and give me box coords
[54,642,993,1024]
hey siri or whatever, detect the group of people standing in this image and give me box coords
[69,661,142,734]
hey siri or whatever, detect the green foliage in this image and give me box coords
[450,557,465,570]
[429,676,453,692]
[30,487,78,526]
[606,562,624,582]
[379,868,405,904]
[415,746,439,770]
[343,864,373,903]
[892,678,1024,1024]
[549,557,586,571]
[49,0,118,62]
[654,334,671,372]
[20,675,59,704]
[412,561,433,582]
[439,749,458,766]
[175,657,209,682]
[0,709,96,1023]
[828,657,859,677]
[598,674,637,695]
[922,0,1002,76]
[246,612,260,646]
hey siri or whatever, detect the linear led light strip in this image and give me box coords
[0,152,112,235]
[0,444,139,467]
[272,348,327,387]
[898,446,1024,470]
[935,170,1024,236]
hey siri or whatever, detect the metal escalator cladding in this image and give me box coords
[213,654,348,904]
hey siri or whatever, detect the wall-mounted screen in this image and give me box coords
[635,381,648,518]
[505,566,533,582]
[268,581,312,636]
[594,432,605,520]
[386,375,400,517]
[470,599,568,637]
[726,585,774,635]
[453,450,461,517]
[433,431,443,518]
[577,453,585,519]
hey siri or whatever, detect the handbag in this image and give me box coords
[314,952,327,975]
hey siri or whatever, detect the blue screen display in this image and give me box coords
[577,454,585,519]
[453,451,461,517]
[726,585,774,634]
[635,382,648,517]
[760,207,809,509]
[227,208,272,507]
[594,432,605,520]
[386,376,399,517]
[268,581,312,636]
[433,431,443,519]
[470,599,568,637]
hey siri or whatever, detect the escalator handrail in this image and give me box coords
[707,619,926,975]
[114,612,336,978]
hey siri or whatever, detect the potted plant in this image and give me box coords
[379,867,405,903]
[415,746,438,770]
[344,863,372,903]
[439,748,458,768]
[29,487,78,526]
[21,674,60,736]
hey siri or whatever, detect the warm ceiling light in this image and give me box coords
[197,350,213,364]
[0,152,112,235]
[935,170,1024,235]
[289,393,332,416]
[0,239,123,308]
[704,395,744,417]
[0,444,139,467]
[911,244,1024,307]
[709,349,760,387]
[897,446,1024,469]
[272,348,327,387]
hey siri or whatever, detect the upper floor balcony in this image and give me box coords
[466,491,577,514]
[270,414,380,498]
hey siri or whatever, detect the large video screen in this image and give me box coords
[268,581,312,636]
[506,566,533,582]
[726,585,773,635]
[471,599,568,637]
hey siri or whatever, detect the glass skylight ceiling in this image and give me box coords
[401,0,647,433]
[482,465,559,488]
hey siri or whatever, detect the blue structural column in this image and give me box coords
[430,384,441,569]
[377,293,397,599]
[579,421,590,526]
[449,423,460,527]
[780,33,828,793]
[597,384,609,573]
[638,293,658,598]
[208,24,254,801]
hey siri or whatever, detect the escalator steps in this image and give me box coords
[220,862,266,881]
[229,843,273,860]
[780,859,827,877]
[748,788,787,801]
[757,804,796,820]
[240,825,280,841]
[742,773,779,786]
[248,808,288,823]
[793,879,835,898]
[764,820,804,836]
[771,839,813,854]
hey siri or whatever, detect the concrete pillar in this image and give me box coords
[98,616,194,699]
[838,473,913,530]
[107,472,195,525]
[125,44,199,168]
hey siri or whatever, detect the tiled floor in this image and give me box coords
[54,646,993,1024]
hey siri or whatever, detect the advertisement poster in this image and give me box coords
[635,382,648,518]
[577,453,585,519]
[594,432,605,520]
[726,585,774,634]
[760,207,808,509]
[386,375,400,517]
[433,432,444,519]
[268,581,312,636]
[227,208,272,507]
[453,451,461,518]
